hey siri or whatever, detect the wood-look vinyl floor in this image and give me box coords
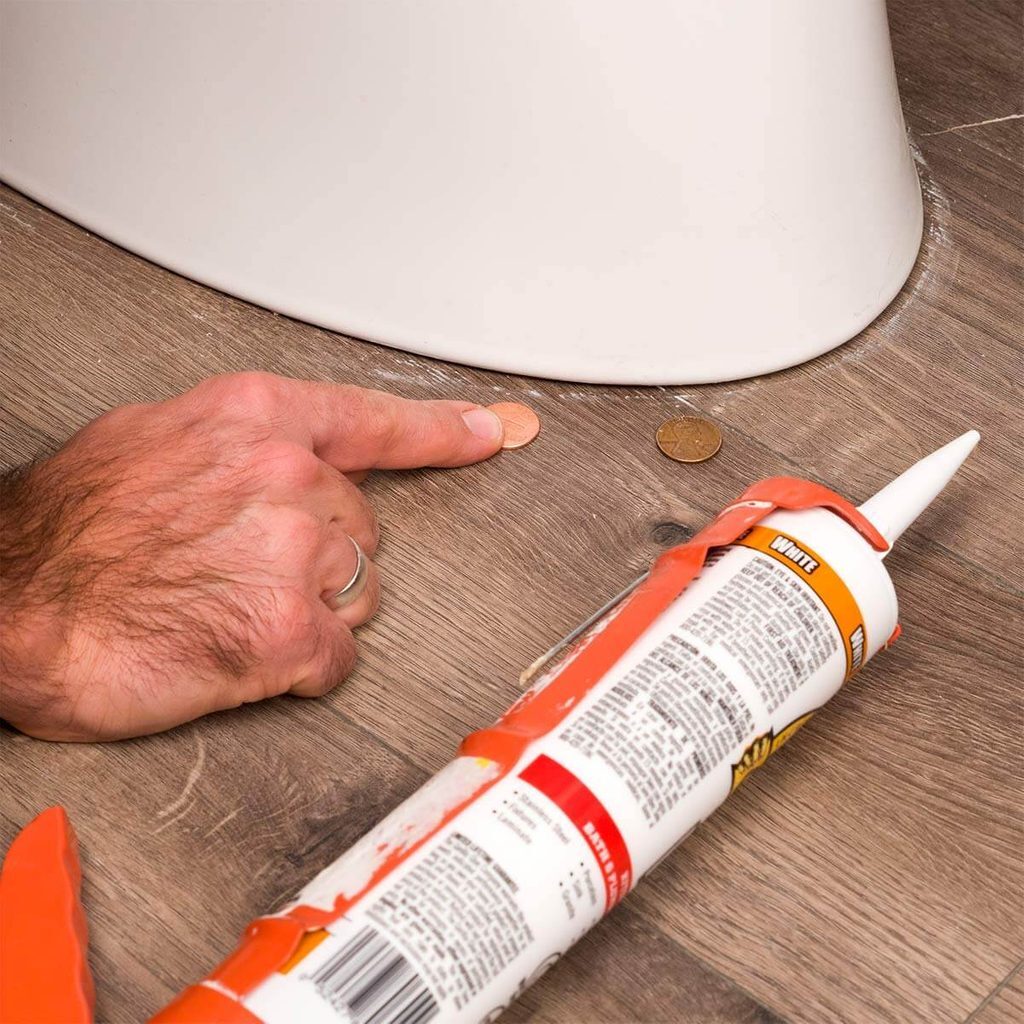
[2,1,1021,1020]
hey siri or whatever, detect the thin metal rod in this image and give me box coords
[518,571,650,688]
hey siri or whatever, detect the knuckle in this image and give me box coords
[258,441,323,491]
[359,402,401,453]
[95,403,140,427]
[354,501,380,553]
[196,371,284,418]
[261,588,319,655]
[79,402,147,442]
[260,505,323,562]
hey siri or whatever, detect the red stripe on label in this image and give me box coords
[518,754,632,911]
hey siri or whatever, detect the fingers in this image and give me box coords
[287,606,359,698]
[251,562,375,702]
[257,444,379,555]
[287,522,380,698]
[319,527,381,629]
[281,540,378,697]
[284,381,505,472]
[188,372,506,471]
[318,470,380,556]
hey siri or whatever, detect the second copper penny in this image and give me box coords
[489,402,541,450]
[656,416,722,463]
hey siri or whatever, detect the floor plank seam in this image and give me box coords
[912,535,1024,599]
[653,406,1015,593]
[318,695,436,778]
[610,905,795,1024]
[962,958,1024,1024]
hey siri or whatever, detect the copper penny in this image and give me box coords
[489,402,541,450]
[656,416,722,463]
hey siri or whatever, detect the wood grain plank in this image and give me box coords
[6,173,1020,1022]
[504,905,782,1024]
[0,704,425,1021]
[890,0,1022,162]
[969,965,1024,1024]
[0,404,57,465]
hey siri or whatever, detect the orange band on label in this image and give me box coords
[734,526,867,679]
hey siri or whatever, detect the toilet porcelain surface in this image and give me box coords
[0,0,922,384]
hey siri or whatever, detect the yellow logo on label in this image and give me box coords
[730,712,815,791]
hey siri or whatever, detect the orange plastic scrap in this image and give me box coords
[0,806,94,1024]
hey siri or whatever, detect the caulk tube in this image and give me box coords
[155,433,978,1024]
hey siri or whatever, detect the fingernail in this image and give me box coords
[462,407,504,442]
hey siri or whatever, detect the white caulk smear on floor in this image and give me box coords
[830,140,958,357]
[879,139,961,332]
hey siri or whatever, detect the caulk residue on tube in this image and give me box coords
[159,434,979,1024]
[294,758,502,912]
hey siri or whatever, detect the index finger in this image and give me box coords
[283,380,506,472]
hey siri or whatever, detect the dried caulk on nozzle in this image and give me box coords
[154,433,979,1024]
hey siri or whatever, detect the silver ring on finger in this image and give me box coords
[325,536,369,610]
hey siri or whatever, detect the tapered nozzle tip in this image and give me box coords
[858,431,980,552]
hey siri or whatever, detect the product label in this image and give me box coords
[559,633,754,826]
[729,711,815,791]
[734,526,867,678]
[306,922,439,1023]
[518,754,632,910]
[247,770,607,1024]
[244,526,869,1024]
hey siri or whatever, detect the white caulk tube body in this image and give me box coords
[156,433,978,1024]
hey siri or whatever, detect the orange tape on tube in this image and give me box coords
[154,476,891,1019]
[461,476,888,766]
[152,985,263,1024]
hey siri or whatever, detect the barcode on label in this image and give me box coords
[307,924,440,1024]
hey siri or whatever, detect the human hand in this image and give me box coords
[0,373,505,740]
